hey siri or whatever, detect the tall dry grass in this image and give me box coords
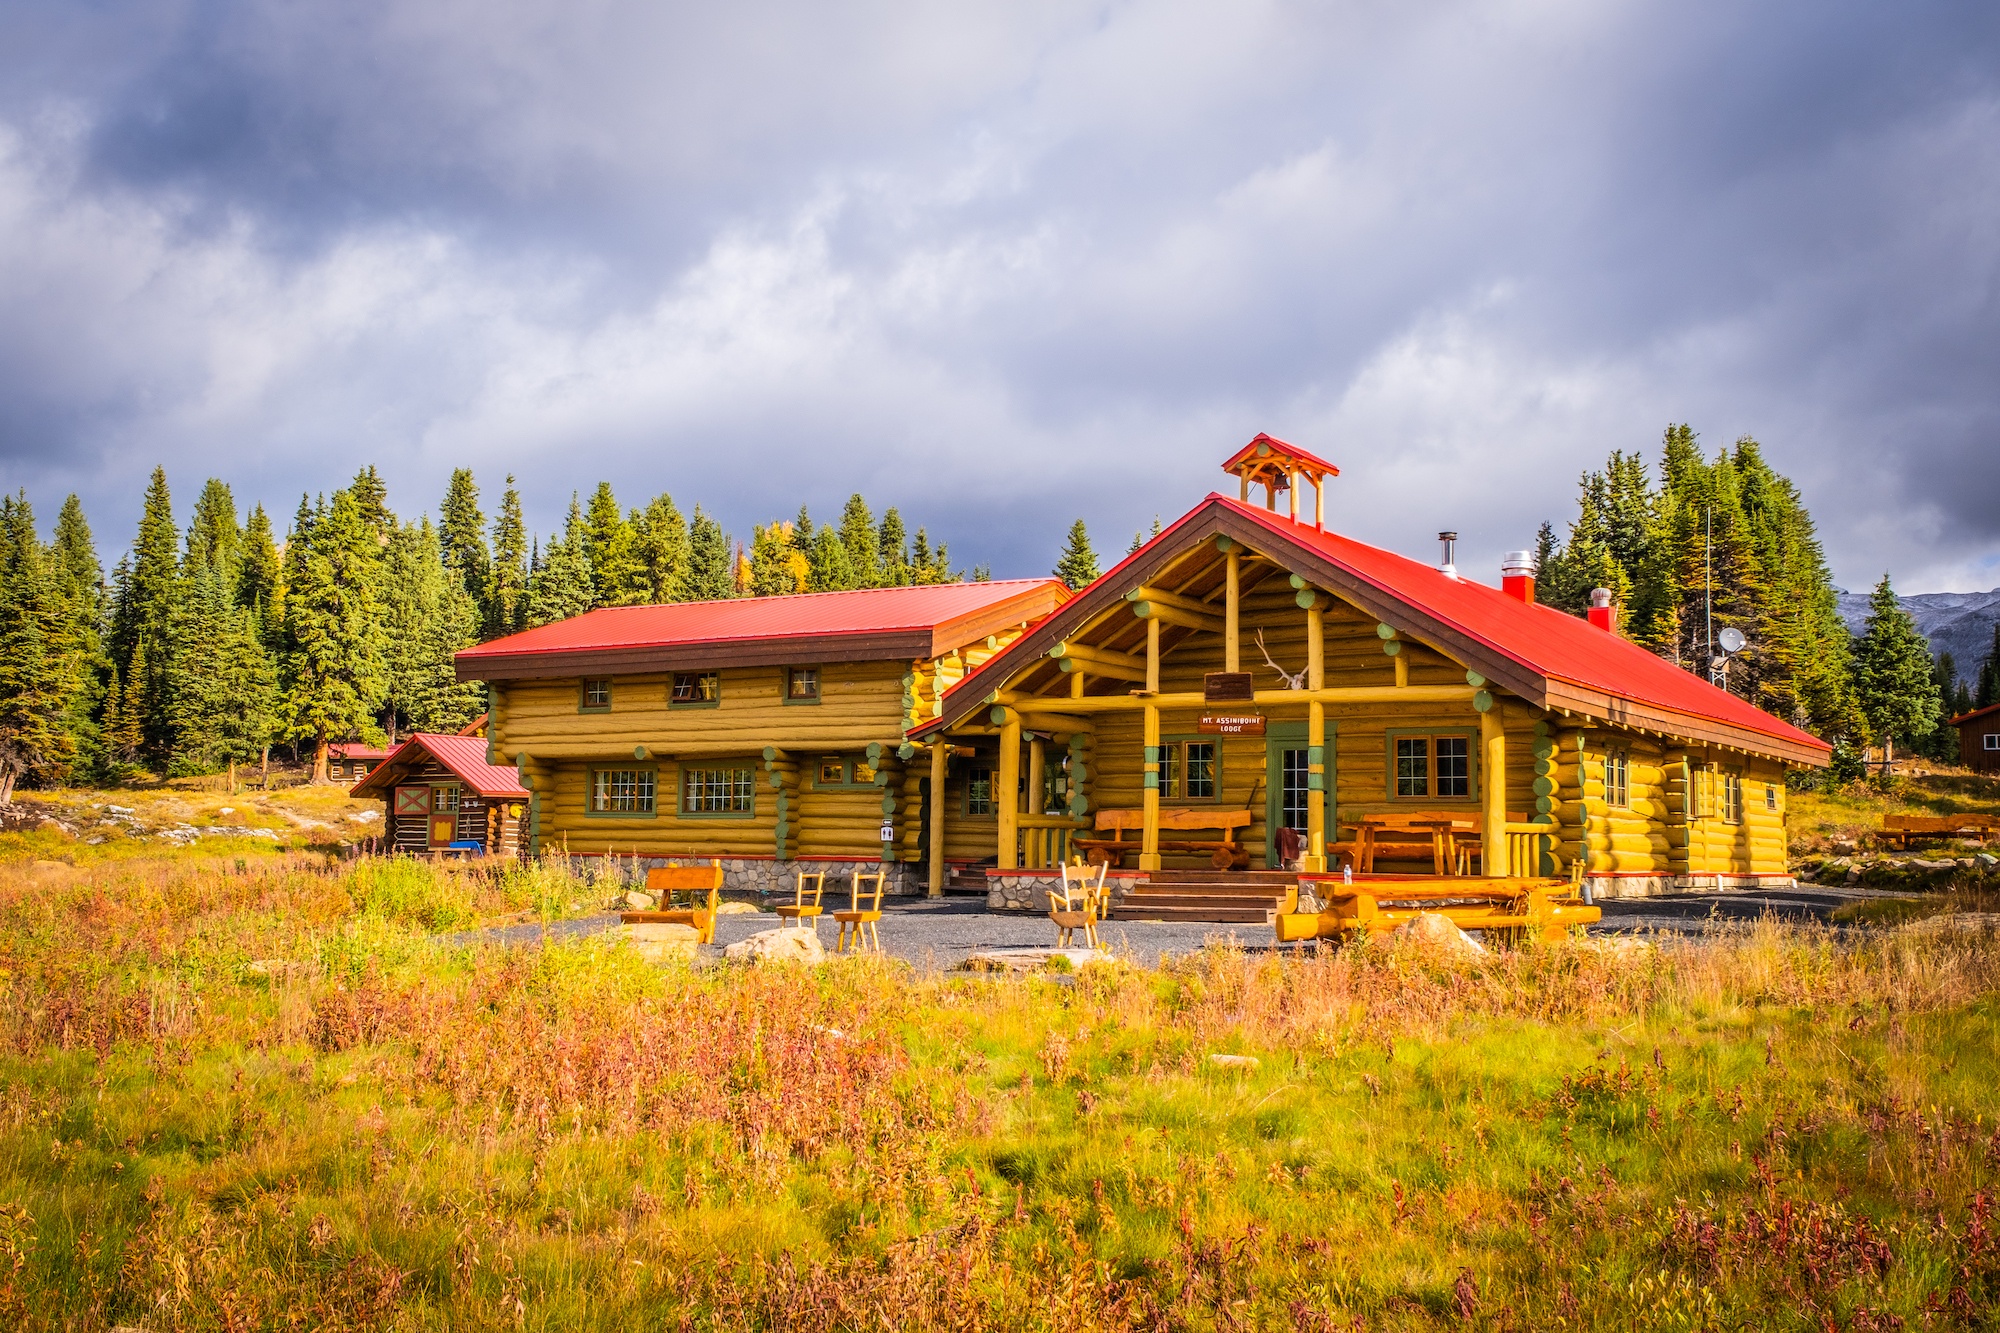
[0,853,1995,1330]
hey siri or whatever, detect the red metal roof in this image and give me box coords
[457,579,1067,666]
[1949,702,2000,727]
[329,743,392,761]
[350,733,529,800]
[1221,432,1340,478]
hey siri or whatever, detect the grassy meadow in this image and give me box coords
[0,848,1996,1330]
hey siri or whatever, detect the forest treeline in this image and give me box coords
[1532,425,1978,770]
[0,468,964,796]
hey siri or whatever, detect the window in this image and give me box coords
[1986,734,2000,751]
[786,667,820,702]
[433,785,460,813]
[1606,749,1630,809]
[1157,740,1218,800]
[582,679,612,710]
[966,767,995,816]
[590,770,654,815]
[1721,770,1743,824]
[1693,764,1716,818]
[813,758,877,789]
[1765,783,1778,812]
[682,767,753,815]
[1390,732,1475,800]
[672,672,720,706]
[819,759,845,784]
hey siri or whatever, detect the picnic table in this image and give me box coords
[1880,814,2000,849]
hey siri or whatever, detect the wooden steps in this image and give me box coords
[1108,869,1293,924]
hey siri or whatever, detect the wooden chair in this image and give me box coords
[1048,860,1107,949]
[774,871,826,928]
[833,871,887,953]
[618,859,723,944]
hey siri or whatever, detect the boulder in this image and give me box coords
[624,890,659,911]
[723,927,825,964]
[1390,911,1487,956]
[621,922,700,962]
[1207,1053,1259,1070]
[1977,853,1998,873]
[714,901,762,915]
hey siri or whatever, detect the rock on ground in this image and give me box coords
[722,927,825,964]
[714,901,762,915]
[1389,911,1487,956]
[621,922,700,962]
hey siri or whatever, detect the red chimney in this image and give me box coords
[1586,587,1617,634]
[1501,550,1535,603]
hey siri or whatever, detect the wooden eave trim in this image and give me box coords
[456,630,934,682]
[928,586,1069,657]
[1541,679,1831,767]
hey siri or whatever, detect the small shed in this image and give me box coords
[350,733,530,856]
[328,743,393,784]
[1949,703,2000,774]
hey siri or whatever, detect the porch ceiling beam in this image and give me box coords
[1047,642,1148,678]
[986,684,1481,712]
[1130,600,1225,634]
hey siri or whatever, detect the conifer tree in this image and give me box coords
[1053,519,1100,589]
[878,508,909,587]
[49,495,107,774]
[525,495,594,626]
[102,659,142,770]
[684,507,735,601]
[488,476,529,636]
[348,465,393,541]
[807,524,855,592]
[107,467,181,764]
[630,493,691,604]
[750,522,803,596]
[165,564,244,774]
[210,606,278,779]
[1852,574,1943,768]
[185,479,242,586]
[279,488,389,781]
[238,504,282,628]
[383,520,484,736]
[51,496,104,623]
[439,468,490,613]
[1975,623,2000,710]
[0,495,83,797]
[838,494,879,588]
[583,482,638,607]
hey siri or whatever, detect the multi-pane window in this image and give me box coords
[582,678,612,710]
[1986,734,2000,752]
[590,770,654,814]
[1157,740,1218,800]
[966,767,995,816]
[1392,734,1473,799]
[1693,764,1715,818]
[682,767,752,814]
[819,759,845,784]
[1765,783,1778,812]
[787,667,820,701]
[1721,770,1743,824]
[671,672,720,704]
[813,758,877,788]
[433,785,460,813]
[1606,750,1630,808]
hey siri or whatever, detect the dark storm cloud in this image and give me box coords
[0,0,1995,591]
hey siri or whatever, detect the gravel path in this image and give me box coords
[460,883,1901,967]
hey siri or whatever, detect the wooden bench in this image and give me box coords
[1074,808,1256,870]
[1331,811,1531,874]
[1273,876,1600,944]
[1881,814,2000,849]
[619,860,723,944]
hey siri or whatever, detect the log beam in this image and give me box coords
[928,739,947,897]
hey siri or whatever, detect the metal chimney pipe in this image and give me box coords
[1437,531,1458,579]
[1500,550,1535,603]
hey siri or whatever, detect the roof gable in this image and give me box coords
[923,494,1831,765]
[350,733,529,800]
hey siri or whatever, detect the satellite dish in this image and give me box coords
[1717,627,1746,655]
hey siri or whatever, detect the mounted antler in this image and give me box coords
[1255,629,1307,690]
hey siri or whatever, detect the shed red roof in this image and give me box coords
[926,493,1830,763]
[329,743,392,761]
[1949,702,2000,727]
[455,579,1069,681]
[350,733,529,800]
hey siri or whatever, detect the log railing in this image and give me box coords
[1504,821,1564,878]
[1018,814,1088,870]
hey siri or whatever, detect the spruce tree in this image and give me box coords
[279,488,390,781]
[383,520,484,736]
[238,504,282,628]
[838,494,879,588]
[1053,520,1100,589]
[525,496,595,626]
[878,508,909,586]
[348,465,393,540]
[439,468,491,613]
[0,495,84,797]
[109,467,180,762]
[1976,623,2000,710]
[164,564,234,774]
[488,476,529,636]
[685,507,735,601]
[185,479,242,586]
[583,482,637,606]
[49,495,107,774]
[630,493,691,604]
[750,522,803,596]
[807,524,855,592]
[211,606,278,780]
[1852,574,1943,768]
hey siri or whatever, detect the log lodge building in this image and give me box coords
[404,437,1829,903]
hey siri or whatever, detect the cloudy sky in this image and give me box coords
[1,1,1996,592]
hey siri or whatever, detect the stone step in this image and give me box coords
[1107,904,1273,924]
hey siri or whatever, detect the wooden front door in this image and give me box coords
[429,786,460,848]
[1264,722,1333,868]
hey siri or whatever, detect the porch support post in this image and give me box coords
[1027,737,1046,818]
[1481,708,1508,877]
[1304,602,1327,872]
[998,713,1022,870]
[927,739,947,897]
[1314,476,1325,529]
[1142,615,1162,870]
[1224,549,1241,673]
[1288,469,1300,521]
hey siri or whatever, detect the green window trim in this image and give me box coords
[677,763,758,819]
[670,671,722,709]
[579,678,613,712]
[586,766,658,818]
[813,757,879,789]
[783,666,823,705]
[963,765,998,818]
[1383,728,1480,802]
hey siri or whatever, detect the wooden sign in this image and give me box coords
[1199,714,1266,736]
[1204,671,1256,703]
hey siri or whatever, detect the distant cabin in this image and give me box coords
[350,733,530,856]
[327,743,391,783]
[1949,703,2000,774]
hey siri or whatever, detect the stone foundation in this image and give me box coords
[569,856,925,898]
[984,870,1149,911]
